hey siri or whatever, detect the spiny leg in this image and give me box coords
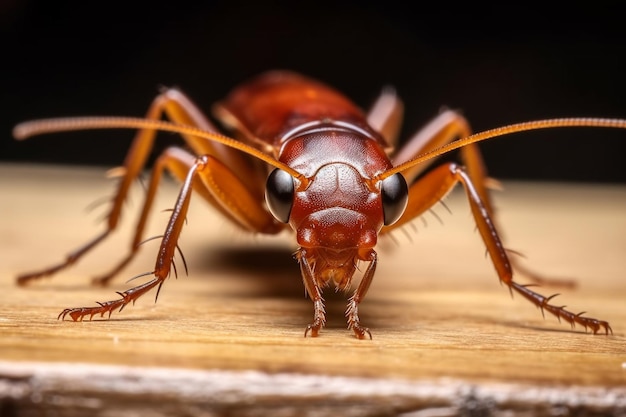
[297,249,326,337]
[458,124,576,288]
[345,250,377,339]
[59,156,207,321]
[91,147,203,285]
[385,162,611,334]
[452,163,610,333]
[59,148,283,321]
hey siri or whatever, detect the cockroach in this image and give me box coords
[14,70,624,339]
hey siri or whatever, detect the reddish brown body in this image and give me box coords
[15,70,621,338]
[220,72,393,283]
[217,73,404,336]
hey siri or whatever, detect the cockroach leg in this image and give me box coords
[58,156,206,321]
[58,276,159,321]
[512,283,612,334]
[17,230,110,286]
[91,146,200,285]
[345,298,371,340]
[366,86,403,147]
[451,163,612,334]
[387,159,611,334]
[304,300,326,338]
[59,142,282,320]
[346,251,376,339]
[298,250,327,337]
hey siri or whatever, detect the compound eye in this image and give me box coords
[265,168,294,223]
[381,173,408,226]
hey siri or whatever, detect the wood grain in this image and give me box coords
[1,164,625,416]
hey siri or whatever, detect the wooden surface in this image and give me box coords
[1,163,625,416]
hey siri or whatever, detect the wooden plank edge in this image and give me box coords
[0,361,624,416]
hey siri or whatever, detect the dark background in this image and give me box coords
[2,0,626,183]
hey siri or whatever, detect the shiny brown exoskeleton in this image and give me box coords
[15,71,623,338]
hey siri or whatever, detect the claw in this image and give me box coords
[304,324,321,338]
[352,325,372,340]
